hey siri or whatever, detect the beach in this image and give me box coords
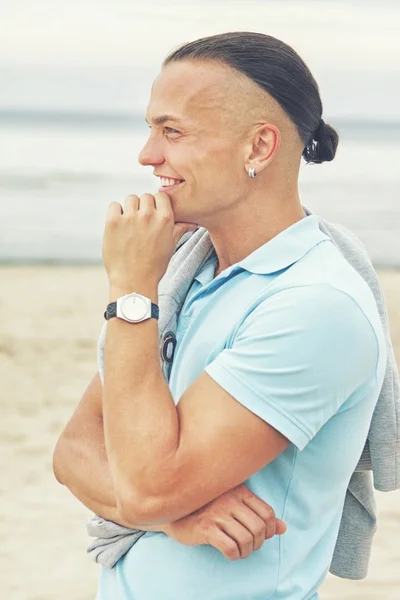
[1,265,399,600]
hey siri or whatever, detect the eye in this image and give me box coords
[164,127,180,135]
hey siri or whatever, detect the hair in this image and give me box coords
[163,32,339,164]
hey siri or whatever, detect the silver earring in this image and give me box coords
[248,167,256,178]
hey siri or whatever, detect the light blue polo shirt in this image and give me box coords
[97,215,386,600]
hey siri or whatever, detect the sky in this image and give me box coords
[1,0,400,119]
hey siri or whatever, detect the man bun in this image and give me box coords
[302,119,339,164]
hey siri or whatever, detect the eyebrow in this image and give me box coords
[145,114,182,126]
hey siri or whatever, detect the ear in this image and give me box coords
[245,123,281,174]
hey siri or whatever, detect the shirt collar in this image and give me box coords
[231,215,329,275]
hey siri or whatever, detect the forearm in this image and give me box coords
[103,282,180,502]
[53,434,169,532]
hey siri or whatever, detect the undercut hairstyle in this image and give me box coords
[163,32,339,164]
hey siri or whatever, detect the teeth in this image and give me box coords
[160,177,182,187]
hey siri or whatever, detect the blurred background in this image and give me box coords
[1,1,399,599]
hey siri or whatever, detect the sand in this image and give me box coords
[0,265,399,600]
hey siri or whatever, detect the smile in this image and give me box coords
[158,176,185,192]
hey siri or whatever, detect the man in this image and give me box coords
[53,32,386,599]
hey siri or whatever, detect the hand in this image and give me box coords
[163,484,286,561]
[102,193,197,289]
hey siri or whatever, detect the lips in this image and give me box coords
[155,173,185,193]
[159,176,184,188]
[158,179,185,193]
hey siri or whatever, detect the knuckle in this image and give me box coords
[198,516,215,534]
[211,507,226,520]
[240,532,254,546]
[238,484,253,497]
[253,539,264,551]
[225,487,241,501]
[225,490,242,505]
[255,523,266,537]
[265,521,277,539]
[161,211,173,224]
[215,493,231,510]
[263,505,276,520]
[107,215,120,227]
[238,540,253,559]
[265,531,275,540]
[265,529,276,540]
[223,541,240,561]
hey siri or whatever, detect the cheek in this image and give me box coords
[196,145,230,176]
[203,146,243,181]
[173,141,242,187]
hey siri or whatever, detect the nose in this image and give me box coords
[138,135,165,167]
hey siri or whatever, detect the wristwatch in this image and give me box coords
[104,292,159,323]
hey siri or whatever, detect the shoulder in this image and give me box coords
[205,283,381,449]
[240,283,373,331]
[235,283,380,382]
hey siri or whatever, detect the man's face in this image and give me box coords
[139,60,248,226]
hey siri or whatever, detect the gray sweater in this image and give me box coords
[87,210,400,580]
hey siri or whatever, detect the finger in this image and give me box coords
[107,202,123,219]
[153,191,172,212]
[124,194,139,214]
[229,505,267,552]
[139,193,156,212]
[154,192,197,242]
[204,526,241,561]
[217,517,256,559]
[241,496,277,540]
[154,191,175,229]
[275,519,287,535]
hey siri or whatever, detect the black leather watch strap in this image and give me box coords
[104,301,159,321]
[104,302,117,320]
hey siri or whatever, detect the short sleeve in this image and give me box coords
[204,284,379,450]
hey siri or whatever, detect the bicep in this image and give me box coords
[205,285,379,449]
[145,285,378,523]
[177,371,290,498]
[143,372,289,523]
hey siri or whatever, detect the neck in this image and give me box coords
[208,188,306,277]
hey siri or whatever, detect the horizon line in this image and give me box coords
[1,108,400,126]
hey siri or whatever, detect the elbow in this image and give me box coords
[116,487,172,527]
[52,438,65,485]
[52,433,72,485]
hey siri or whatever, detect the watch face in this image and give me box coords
[120,294,148,322]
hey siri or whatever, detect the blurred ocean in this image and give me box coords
[1,110,399,266]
